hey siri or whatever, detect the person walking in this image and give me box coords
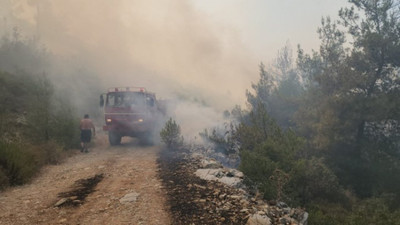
[79,114,95,152]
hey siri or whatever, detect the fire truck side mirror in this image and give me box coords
[100,95,104,107]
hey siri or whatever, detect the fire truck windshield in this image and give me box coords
[106,92,146,108]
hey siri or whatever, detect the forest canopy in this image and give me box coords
[213,0,400,224]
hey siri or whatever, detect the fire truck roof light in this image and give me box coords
[108,87,147,93]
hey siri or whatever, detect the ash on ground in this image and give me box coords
[157,146,308,225]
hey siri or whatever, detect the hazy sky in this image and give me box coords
[1,0,351,110]
[191,0,350,61]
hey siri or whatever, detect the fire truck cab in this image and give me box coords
[100,87,161,145]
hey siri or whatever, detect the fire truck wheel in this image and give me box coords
[108,131,121,145]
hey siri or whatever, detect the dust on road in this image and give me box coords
[0,135,171,225]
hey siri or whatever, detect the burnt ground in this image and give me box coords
[158,149,257,225]
[0,136,171,225]
[56,174,104,207]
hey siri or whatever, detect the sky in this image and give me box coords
[0,0,351,110]
[190,0,350,61]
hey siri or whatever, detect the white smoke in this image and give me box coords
[1,0,258,138]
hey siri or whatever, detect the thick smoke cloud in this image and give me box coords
[1,0,257,139]
[3,0,256,107]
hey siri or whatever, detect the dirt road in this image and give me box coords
[0,135,171,225]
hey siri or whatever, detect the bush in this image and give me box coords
[0,139,66,189]
[0,32,91,190]
[287,157,347,206]
[0,168,9,190]
[0,71,81,190]
[199,123,238,155]
[37,141,65,165]
[0,141,39,185]
[348,198,400,225]
[307,197,400,225]
[307,202,350,225]
[239,149,278,199]
[160,118,184,149]
[237,105,307,201]
[49,96,80,149]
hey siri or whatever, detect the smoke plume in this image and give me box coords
[1,0,258,139]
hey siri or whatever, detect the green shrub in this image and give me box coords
[307,202,350,225]
[239,149,278,199]
[0,141,39,185]
[0,139,66,189]
[199,124,238,155]
[0,32,92,190]
[49,96,80,149]
[37,141,64,165]
[160,118,184,149]
[348,198,400,225]
[0,167,9,190]
[307,198,400,225]
[0,71,80,190]
[287,157,347,206]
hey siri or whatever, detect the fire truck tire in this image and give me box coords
[108,131,121,145]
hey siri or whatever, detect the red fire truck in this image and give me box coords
[100,87,164,145]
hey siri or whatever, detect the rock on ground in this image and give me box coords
[158,147,308,225]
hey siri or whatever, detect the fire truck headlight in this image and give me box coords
[106,118,112,123]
